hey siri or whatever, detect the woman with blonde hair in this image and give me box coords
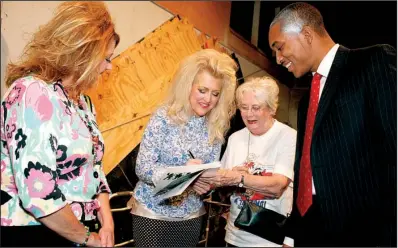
[129,48,238,247]
[1,1,120,247]
[199,76,297,247]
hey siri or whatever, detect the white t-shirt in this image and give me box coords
[221,120,297,247]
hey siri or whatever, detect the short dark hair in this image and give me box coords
[270,2,327,36]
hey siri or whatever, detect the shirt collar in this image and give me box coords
[189,114,206,124]
[312,43,340,77]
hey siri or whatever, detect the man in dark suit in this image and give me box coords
[268,2,396,247]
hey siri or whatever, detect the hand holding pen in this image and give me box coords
[186,150,215,196]
[186,150,202,166]
[188,150,195,159]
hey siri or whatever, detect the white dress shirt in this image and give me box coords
[284,43,340,247]
[311,43,340,195]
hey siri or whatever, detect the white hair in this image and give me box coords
[236,76,279,115]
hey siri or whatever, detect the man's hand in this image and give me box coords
[282,244,292,248]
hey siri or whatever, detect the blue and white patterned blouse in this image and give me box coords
[133,106,221,218]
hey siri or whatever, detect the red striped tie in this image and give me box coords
[297,72,322,216]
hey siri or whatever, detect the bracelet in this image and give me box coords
[75,226,91,247]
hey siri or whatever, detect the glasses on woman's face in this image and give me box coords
[239,104,264,114]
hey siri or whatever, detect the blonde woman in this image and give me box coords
[199,77,297,247]
[1,2,119,247]
[129,49,238,247]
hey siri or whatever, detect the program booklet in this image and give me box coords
[152,161,221,199]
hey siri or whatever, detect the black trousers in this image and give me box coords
[0,219,100,247]
[292,197,392,247]
[292,197,328,247]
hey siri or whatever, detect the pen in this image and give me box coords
[188,150,195,159]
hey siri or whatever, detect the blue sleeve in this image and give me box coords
[135,109,170,185]
[205,142,221,164]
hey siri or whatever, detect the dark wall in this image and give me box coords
[230,1,255,41]
[257,1,397,59]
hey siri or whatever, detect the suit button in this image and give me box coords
[93,171,99,178]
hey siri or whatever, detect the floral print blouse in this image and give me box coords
[133,106,221,218]
[1,76,110,226]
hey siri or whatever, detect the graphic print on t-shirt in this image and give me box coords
[236,159,274,208]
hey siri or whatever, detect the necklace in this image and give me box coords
[55,80,100,166]
[245,119,275,163]
[245,132,257,163]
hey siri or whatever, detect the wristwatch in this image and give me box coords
[238,174,245,188]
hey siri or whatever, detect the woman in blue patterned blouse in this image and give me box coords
[129,49,238,247]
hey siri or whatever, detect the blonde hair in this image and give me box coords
[236,76,279,115]
[5,1,120,93]
[165,49,238,144]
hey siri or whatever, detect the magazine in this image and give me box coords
[153,161,221,199]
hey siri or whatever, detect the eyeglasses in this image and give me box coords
[238,105,264,114]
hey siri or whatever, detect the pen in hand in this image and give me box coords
[187,150,202,166]
[188,150,195,159]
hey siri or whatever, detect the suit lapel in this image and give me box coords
[313,46,350,137]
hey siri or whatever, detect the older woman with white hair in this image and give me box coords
[198,76,297,247]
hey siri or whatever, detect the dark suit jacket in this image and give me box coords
[286,44,397,246]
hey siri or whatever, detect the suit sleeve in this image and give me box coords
[367,44,397,247]
[369,45,397,163]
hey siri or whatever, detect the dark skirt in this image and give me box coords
[1,219,100,247]
[132,214,203,247]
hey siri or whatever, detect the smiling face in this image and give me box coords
[189,70,222,117]
[268,22,314,78]
[239,90,274,136]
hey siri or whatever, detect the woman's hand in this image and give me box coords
[199,168,219,184]
[39,204,105,246]
[232,166,249,174]
[87,232,102,247]
[191,178,212,195]
[96,193,114,247]
[199,168,241,187]
[186,159,203,166]
[98,225,114,247]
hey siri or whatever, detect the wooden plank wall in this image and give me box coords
[85,17,226,174]
[154,1,285,82]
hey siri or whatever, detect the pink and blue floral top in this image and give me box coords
[1,76,110,226]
